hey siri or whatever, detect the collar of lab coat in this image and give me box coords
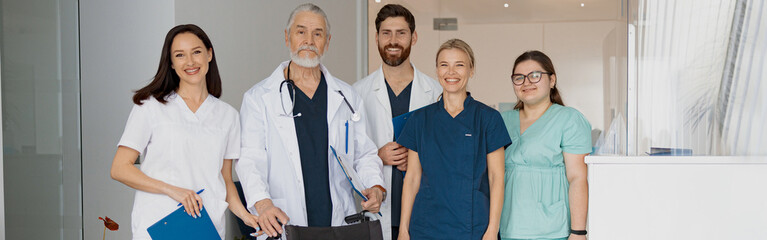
[370,62,437,113]
[257,61,352,203]
[262,60,344,93]
[262,60,347,124]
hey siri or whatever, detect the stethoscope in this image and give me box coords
[279,61,361,122]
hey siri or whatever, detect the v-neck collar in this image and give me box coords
[385,78,413,98]
[518,103,557,136]
[438,93,474,119]
[171,92,211,121]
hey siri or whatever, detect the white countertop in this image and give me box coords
[585,155,767,164]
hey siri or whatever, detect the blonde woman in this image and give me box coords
[397,39,511,240]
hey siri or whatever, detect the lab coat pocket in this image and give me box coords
[338,120,356,158]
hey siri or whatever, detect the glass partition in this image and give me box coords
[1,0,81,238]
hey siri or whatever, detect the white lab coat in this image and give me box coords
[353,64,442,239]
[236,61,384,237]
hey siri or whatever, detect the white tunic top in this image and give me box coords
[118,93,240,240]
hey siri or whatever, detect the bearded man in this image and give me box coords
[353,4,442,240]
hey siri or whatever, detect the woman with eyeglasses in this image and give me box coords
[499,51,591,240]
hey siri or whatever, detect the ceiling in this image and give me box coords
[370,0,626,24]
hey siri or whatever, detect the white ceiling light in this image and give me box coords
[504,3,509,8]
[581,3,585,7]
[375,0,381,3]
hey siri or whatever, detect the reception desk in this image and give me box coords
[586,156,767,240]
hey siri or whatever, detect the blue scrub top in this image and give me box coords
[386,79,412,227]
[291,74,332,227]
[397,94,511,239]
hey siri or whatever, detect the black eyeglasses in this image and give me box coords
[511,71,552,86]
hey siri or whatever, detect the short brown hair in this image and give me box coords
[375,4,415,33]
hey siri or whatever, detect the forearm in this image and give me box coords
[399,171,420,231]
[223,160,251,219]
[399,151,422,232]
[486,171,504,233]
[110,147,172,195]
[568,177,588,230]
[486,148,505,233]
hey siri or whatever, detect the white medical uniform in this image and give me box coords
[236,61,384,235]
[118,93,240,240]
[353,64,442,240]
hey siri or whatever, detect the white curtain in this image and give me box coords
[722,0,767,155]
[633,0,766,155]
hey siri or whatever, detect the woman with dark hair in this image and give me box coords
[499,51,591,240]
[110,24,258,239]
[397,39,511,240]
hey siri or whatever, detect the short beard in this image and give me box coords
[378,43,411,67]
[289,44,323,68]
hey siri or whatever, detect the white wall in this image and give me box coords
[80,1,175,240]
[367,1,625,131]
[175,0,365,111]
[80,1,365,239]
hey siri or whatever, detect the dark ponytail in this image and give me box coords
[133,24,221,105]
[512,50,564,110]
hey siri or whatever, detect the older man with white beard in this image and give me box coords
[236,3,385,239]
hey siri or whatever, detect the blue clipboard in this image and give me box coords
[392,111,414,140]
[330,146,383,217]
[147,206,220,240]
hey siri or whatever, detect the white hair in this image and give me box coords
[286,3,331,38]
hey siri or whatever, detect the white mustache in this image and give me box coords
[296,45,319,54]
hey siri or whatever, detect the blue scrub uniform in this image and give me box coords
[291,74,332,227]
[499,104,591,240]
[397,95,512,240]
[386,80,412,230]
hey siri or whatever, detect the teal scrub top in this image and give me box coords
[499,104,592,239]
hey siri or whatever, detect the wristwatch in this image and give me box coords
[570,229,587,235]
[372,185,387,201]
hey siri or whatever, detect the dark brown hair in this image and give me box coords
[375,4,416,33]
[512,50,564,110]
[132,24,221,105]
